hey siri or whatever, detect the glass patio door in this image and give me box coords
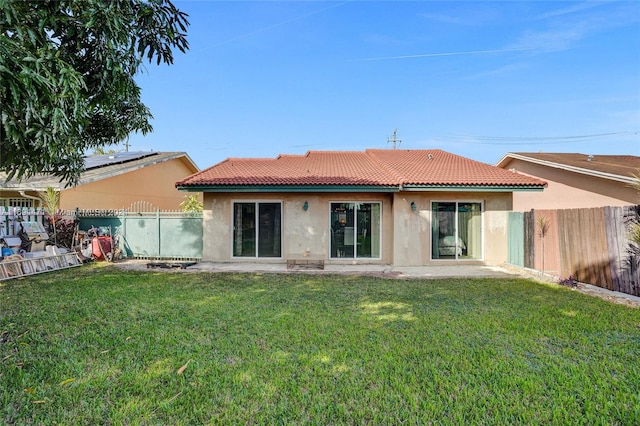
[233,202,281,258]
[431,201,482,260]
[330,202,381,259]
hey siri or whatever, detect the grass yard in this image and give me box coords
[1,264,639,425]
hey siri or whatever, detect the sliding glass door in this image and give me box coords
[431,201,482,260]
[233,202,282,258]
[330,202,381,259]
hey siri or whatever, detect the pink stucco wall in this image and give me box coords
[503,158,638,211]
[61,158,198,210]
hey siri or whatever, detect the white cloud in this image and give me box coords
[533,1,606,21]
[511,1,640,53]
[509,25,588,53]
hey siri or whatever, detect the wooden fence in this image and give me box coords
[508,206,640,296]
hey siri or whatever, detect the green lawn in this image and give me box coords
[1,264,639,424]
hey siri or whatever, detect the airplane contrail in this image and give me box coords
[361,47,535,61]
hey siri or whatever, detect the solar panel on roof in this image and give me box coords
[83,151,158,170]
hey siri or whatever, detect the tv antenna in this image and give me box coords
[387,129,401,150]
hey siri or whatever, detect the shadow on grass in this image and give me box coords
[3,267,640,424]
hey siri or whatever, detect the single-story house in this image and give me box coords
[1,151,199,211]
[176,149,546,267]
[495,152,640,211]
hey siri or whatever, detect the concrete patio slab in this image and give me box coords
[126,260,519,279]
[114,259,640,307]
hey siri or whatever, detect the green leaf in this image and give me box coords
[0,0,189,185]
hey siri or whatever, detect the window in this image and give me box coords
[0,198,35,208]
[330,202,381,259]
[233,202,281,258]
[431,201,482,260]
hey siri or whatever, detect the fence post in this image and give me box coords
[38,207,45,228]
[0,207,7,236]
[21,207,28,229]
[157,208,161,257]
[10,207,18,234]
[121,208,126,256]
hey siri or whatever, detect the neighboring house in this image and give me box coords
[0,151,199,211]
[176,149,546,267]
[495,153,640,211]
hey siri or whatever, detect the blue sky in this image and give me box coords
[127,0,640,170]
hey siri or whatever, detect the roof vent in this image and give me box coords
[427,154,433,160]
[587,154,593,162]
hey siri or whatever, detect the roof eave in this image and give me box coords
[76,152,199,186]
[176,184,399,193]
[496,153,634,183]
[0,183,51,192]
[401,184,546,192]
[176,183,545,193]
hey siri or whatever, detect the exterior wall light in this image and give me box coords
[303,201,309,211]
[411,201,417,211]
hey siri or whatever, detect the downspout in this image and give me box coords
[19,191,42,207]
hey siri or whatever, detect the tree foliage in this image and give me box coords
[179,194,203,213]
[0,0,189,185]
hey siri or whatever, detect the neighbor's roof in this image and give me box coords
[177,149,546,192]
[0,151,199,191]
[495,152,640,183]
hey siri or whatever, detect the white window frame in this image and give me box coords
[0,198,35,208]
[430,200,484,261]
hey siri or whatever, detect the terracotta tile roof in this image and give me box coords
[504,152,640,179]
[366,149,546,187]
[176,149,546,189]
[178,151,398,187]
